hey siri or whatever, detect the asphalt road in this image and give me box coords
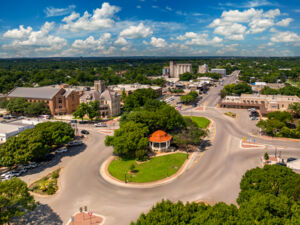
[23,73,300,225]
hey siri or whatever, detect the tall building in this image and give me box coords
[80,80,121,117]
[211,68,226,76]
[198,64,208,74]
[169,61,192,78]
[162,67,170,76]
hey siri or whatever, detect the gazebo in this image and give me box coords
[148,130,172,152]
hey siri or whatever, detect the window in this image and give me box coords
[59,106,62,109]
[58,98,62,104]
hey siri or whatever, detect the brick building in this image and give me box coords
[7,86,80,115]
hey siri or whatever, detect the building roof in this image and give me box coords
[8,87,61,100]
[149,130,172,143]
[0,123,26,134]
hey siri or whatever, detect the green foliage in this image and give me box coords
[6,98,49,116]
[220,82,252,98]
[0,98,8,108]
[132,165,300,225]
[105,121,149,159]
[198,72,222,80]
[168,88,184,93]
[264,152,269,160]
[0,178,36,224]
[123,88,159,111]
[73,101,100,121]
[289,102,300,118]
[29,169,60,195]
[261,84,300,98]
[179,72,196,81]
[180,91,198,104]
[173,117,207,150]
[257,111,300,138]
[0,122,74,166]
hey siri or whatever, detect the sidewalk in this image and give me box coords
[66,212,104,225]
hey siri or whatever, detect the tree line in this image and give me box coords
[132,165,300,224]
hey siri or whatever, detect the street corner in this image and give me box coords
[195,106,205,111]
[67,212,105,225]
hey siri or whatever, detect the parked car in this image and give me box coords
[70,119,77,123]
[79,120,87,124]
[81,130,89,135]
[287,157,297,163]
[18,168,27,174]
[3,116,11,119]
[56,147,68,153]
[67,140,83,147]
[0,114,3,117]
[95,123,107,127]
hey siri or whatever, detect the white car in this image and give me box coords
[56,147,68,153]
[67,140,83,147]
[95,123,107,127]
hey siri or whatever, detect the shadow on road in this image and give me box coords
[11,203,63,225]
[20,144,87,177]
[199,140,212,152]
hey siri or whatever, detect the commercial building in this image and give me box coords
[251,82,285,93]
[7,86,80,116]
[108,84,162,96]
[211,68,226,77]
[162,67,170,76]
[0,123,34,142]
[198,64,208,74]
[220,94,300,115]
[169,61,192,78]
[80,80,121,117]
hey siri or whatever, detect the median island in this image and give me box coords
[108,153,187,183]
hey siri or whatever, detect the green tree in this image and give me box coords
[6,98,29,115]
[105,121,149,159]
[179,72,195,81]
[289,102,300,118]
[73,103,89,121]
[0,178,36,224]
[87,101,100,121]
[123,88,159,111]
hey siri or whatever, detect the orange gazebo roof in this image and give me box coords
[149,130,172,143]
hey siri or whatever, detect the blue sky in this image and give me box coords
[0,0,299,57]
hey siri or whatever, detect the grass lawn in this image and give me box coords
[186,116,210,128]
[108,153,187,183]
[29,169,60,195]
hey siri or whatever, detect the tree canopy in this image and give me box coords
[132,165,300,225]
[0,178,36,224]
[220,82,252,98]
[5,98,50,116]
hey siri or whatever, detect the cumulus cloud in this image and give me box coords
[114,37,128,45]
[270,31,300,43]
[60,2,120,32]
[44,5,76,17]
[208,8,283,39]
[119,23,152,39]
[150,37,167,48]
[276,18,293,27]
[2,22,67,54]
[177,32,222,46]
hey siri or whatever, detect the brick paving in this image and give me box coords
[67,212,103,225]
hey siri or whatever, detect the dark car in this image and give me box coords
[0,114,3,117]
[79,120,87,124]
[3,116,11,119]
[70,119,77,123]
[287,157,297,163]
[81,130,89,135]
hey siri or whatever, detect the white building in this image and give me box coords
[211,68,226,76]
[0,123,34,142]
[169,61,192,78]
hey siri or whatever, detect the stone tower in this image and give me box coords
[94,80,105,93]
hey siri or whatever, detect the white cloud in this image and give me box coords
[276,18,293,27]
[44,5,76,17]
[71,33,111,49]
[119,23,152,39]
[214,23,247,39]
[136,5,141,9]
[150,37,167,48]
[60,2,120,32]
[166,6,172,11]
[177,32,223,46]
[270,31,300,43]
[2,22,67,55]
[217,44,239,55]
[3,25,33,39]
[114,37,128,45]
[248,18,273,33]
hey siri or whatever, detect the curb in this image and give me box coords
[99,153,194,189]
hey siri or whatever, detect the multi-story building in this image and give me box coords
[169,61,192,78]
[7,86,80,115]
[162,67,170,76]
[198,64,208,74]
[80,80,121,117]
[220,94,300,115]
[211,68,226,76]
